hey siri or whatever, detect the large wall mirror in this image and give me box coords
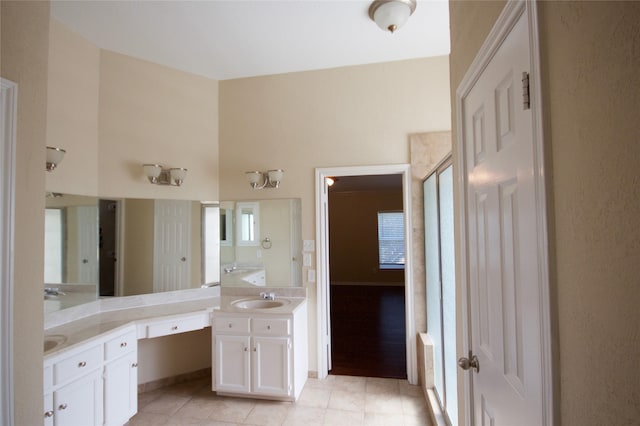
[44,194,302,313]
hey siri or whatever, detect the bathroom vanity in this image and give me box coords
[212,294,308,401]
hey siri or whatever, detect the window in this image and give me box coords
[377,211,405,269]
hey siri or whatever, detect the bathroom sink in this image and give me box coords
[231,298,289,310]
[44,334,67,352]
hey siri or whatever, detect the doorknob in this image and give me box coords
[458,354,480,373]
[181,257,187,262]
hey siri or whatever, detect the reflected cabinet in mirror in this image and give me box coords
[44,194,302,313]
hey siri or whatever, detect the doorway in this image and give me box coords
[328,174,406,378]
[315,164,417,383]
[99,199,118,296]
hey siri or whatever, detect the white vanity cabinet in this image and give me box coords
[103,329,138,426]
[213,299,307,401]
[43,342,104,426]
[44,325,138,426]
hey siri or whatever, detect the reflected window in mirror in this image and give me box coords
[236,202,260,246]
[202,203,221,285]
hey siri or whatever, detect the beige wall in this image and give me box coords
[1,2,50,424]
[45,18,100,196]
[329,190,404,284]
[98,50,219,201]
[450,1,640,424]
[220,56,451,371]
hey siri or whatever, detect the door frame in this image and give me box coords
[0,78,17,426]
[315,164,417,384]
[455,1,553,424]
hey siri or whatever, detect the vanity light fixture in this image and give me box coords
[368,0,417,33]
[245,169,284,189]
[46,146,66,172]
[142,164,188,186]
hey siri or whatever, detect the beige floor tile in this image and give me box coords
[173,396,219,420]
[400,395,429,417]
[165,417,234,426]
[305,376,337,390]
[404,412,433,426]
[331,375,367,393]
[242,402,290,425]
[282,405,325,426]
[365,378,400,395]
[126,411,170,426]
[140,394,190,416]
[323,408,365,426]
[398,382,422,398]
[298,386,332,409]
[328,389,366,412]
[206,398,256,423]
[363,412,406,426]
[364,393,404,415]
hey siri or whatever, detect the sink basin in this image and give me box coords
[44,334,67,352]
[231,298,289,310]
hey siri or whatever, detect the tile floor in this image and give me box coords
[126,375,433,426]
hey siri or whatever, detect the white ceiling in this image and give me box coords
[51,0,450,81]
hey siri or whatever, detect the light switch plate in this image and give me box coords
[303,240,315,252]
[303,253,312,267]
[307,269,316,283]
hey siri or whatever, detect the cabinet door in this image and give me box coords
[252,336,291,397]
[44,393,54,426]
[53,369,103,426]
[104,352,138,426]
[215,335,250,393]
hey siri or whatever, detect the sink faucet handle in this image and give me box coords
[260,292,276,300]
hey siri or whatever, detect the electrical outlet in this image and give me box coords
[307,269,316,283]
[303,253,312,267]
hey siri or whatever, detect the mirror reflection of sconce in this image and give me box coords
[143,164,188,186]
[46,146,66,172]
[245,169,284,189]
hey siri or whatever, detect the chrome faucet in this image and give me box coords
[260,292,276,301]
[44,288,65,297]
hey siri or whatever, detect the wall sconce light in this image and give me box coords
[46,146,66,172]
[368,0,417,33]
[142,164,188,186]
[245,169,284,189]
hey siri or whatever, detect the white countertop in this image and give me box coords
[44,286,307,359]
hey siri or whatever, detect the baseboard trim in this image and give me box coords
[138,368,212,393]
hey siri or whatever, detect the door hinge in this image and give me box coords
[522,72,530,110]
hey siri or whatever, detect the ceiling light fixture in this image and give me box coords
[46,146,66,172]
[142,164,188,186]
[245,169,284,189]
[368,0,417,33]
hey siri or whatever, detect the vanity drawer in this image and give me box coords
[215,316,250,333]
[145,315,207,338]
[252,318,290,336]
[53,344,103,386]
[104,330,137,361]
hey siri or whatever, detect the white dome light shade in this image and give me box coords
[46,146,66,172]
[169,168,188,186]
[143,164,162,183]
[369,0,417,33]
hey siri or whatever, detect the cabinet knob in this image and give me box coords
[58,403,68,411]
[228,323,232,328]
[44,410,54,418]
[244,347,248,352]
[132,362,138,368]
[172,326,178,331]
[253,347,257,352]
[267,325,271,330]
[120,342,127,347]
[78,361,87,368]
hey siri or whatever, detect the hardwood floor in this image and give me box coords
[329,285,407,379]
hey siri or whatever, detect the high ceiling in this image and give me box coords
[51,0,450,80]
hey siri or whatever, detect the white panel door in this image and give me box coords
[153,200,191,292]
[53,369,103,426]
[215,335,250,393]
[75,206,99,283]
[462,9,544,425]
[252,336,290,397]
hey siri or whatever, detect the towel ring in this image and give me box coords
[261,237,272,249]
